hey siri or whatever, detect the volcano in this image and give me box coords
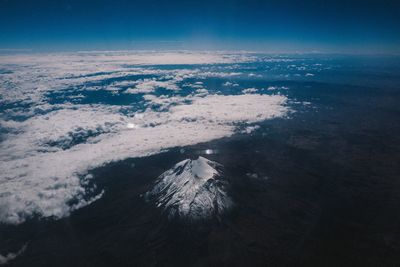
[145,156,232,220]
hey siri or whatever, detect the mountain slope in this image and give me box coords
[146,156,232,220]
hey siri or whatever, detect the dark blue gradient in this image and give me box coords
[0,0,400,53]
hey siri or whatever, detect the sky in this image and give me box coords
[0,0,400,53]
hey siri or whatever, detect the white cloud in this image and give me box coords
[242,88,258,94]
[194,88,209,96]
[267,86,289,91]
[0,93,288,224]
[223,81,239,87]
[248,73,262,78]
[0,51,292,225]
[0,244,27,265]
[125,79,180,94]
[241,125,260,134]
[0,51,252,107]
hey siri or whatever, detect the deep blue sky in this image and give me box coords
[1,0,400,53]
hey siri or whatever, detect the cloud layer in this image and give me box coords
[0,51,292,224]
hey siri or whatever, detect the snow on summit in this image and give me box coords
[146,156,232,220]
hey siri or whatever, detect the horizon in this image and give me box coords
[1,49,400,56]
[1,0,400,54]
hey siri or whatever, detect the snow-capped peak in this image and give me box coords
[184,156,219,180]
[146,156,232,220]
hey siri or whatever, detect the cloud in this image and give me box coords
[223,81,239,87]
[267,86,289,91]
[242,88,258,94]
[0,51,291,224]
[0,244,27,265]
[241,125,260,134]
[0,51,252,108]
[248,73,262,78]
[125,79,180,94]
[0,93,288,224]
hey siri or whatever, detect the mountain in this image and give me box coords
[145,156,232,220]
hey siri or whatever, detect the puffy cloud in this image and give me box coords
[0,93,288,224]
[0,51,292,224]
[125,79,180,94]
[0,51,252,107]
[242,88,258,94]
[223,81,239,87]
